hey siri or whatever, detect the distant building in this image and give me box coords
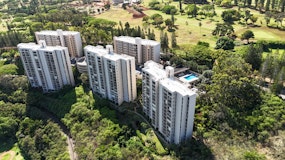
[112,0,124,4]
[85,45,137,105]
[18,41,75,92]
[76,57,88,73]
[35,29,83,58]
[142,61,196,144]
[113,36,160,65]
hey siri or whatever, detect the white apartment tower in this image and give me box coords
[113,36,161,65]
[18,41,75,92]
[85,45,137,105]
[35,29,83,58]
[142,61,167,127]
[142,61,196,144]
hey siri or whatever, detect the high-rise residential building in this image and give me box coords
[142,61,196,144]
[18,41,75,92]
[76,57,88,73]
[85,45,137,105]
[142,61,167,127]
[35,29,83,58]
[113,36,161,65]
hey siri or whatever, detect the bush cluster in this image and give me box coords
[257,40,285,51]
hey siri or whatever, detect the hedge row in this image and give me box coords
[257,40,285,51]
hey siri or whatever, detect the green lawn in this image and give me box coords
[0,143,24,160]
[2,154,11,160]
[262,49,285,59]
[96,3,285,48]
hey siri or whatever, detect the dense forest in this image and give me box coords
[1,0,285,159]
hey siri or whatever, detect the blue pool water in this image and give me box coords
[184,74,198,81]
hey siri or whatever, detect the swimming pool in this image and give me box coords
[179,74,199,83]
[184,74,198,81]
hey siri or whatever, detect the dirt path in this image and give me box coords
[0,151,16,160]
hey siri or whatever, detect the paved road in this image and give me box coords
[32,106,77,160]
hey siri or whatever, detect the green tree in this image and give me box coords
[212,23,234,37]
[171,32,177,48]
[243,44,263,71]
[201,4,215,17]
[215,36,235,50]
[160,31,169,52]
[150,14,164,28]
[244,10,252,25]
[0,64,18,76]
[161,5,177,15]
[241,30,255,44]
[0,116,18,139]
[186,4,199,18]
[149,0,161,10]
[249,15,258,25]
[208,54,261,129]
[165,18,174,31]
[221,9,241,23]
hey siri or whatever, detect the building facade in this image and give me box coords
[35,29,83,58]
[142,61,167,128]
[113,36,160,65]
[76,57,88,73]
[85,45,137,105]
[142,61,196,144]
[18,41,75,92]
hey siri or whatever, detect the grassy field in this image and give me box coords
[96,3,285,48]
[0,142,24,160]
[262,49,285,59]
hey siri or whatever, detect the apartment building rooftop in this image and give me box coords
[36,30,80,35]
[18,42,66,51]
[114,36,160,46]
[85,45,109,56]
[104,52,122,61]
[143,61,167,80]
[160,78,196,96]
[18,42,38,48]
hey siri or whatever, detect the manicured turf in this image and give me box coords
[96,3,285,48]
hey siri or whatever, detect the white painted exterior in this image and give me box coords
[142,61,196,144]
[35,29,83,58]
[142,61,167,128]
[158,78,196,144]
[113,36,161,65]
[18,41,75,92]
[76,57,88,73]
[85,45,137,105]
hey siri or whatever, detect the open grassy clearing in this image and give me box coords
[96,7,220,47]
[0,143,24,160]
[96,3,285,48]
[262,49,285,59]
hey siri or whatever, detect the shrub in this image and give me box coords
[197,41,210,47]
[257,40,285,51]
[0,64,18,76]
[161,5,178,14]
[149,0,160,10]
